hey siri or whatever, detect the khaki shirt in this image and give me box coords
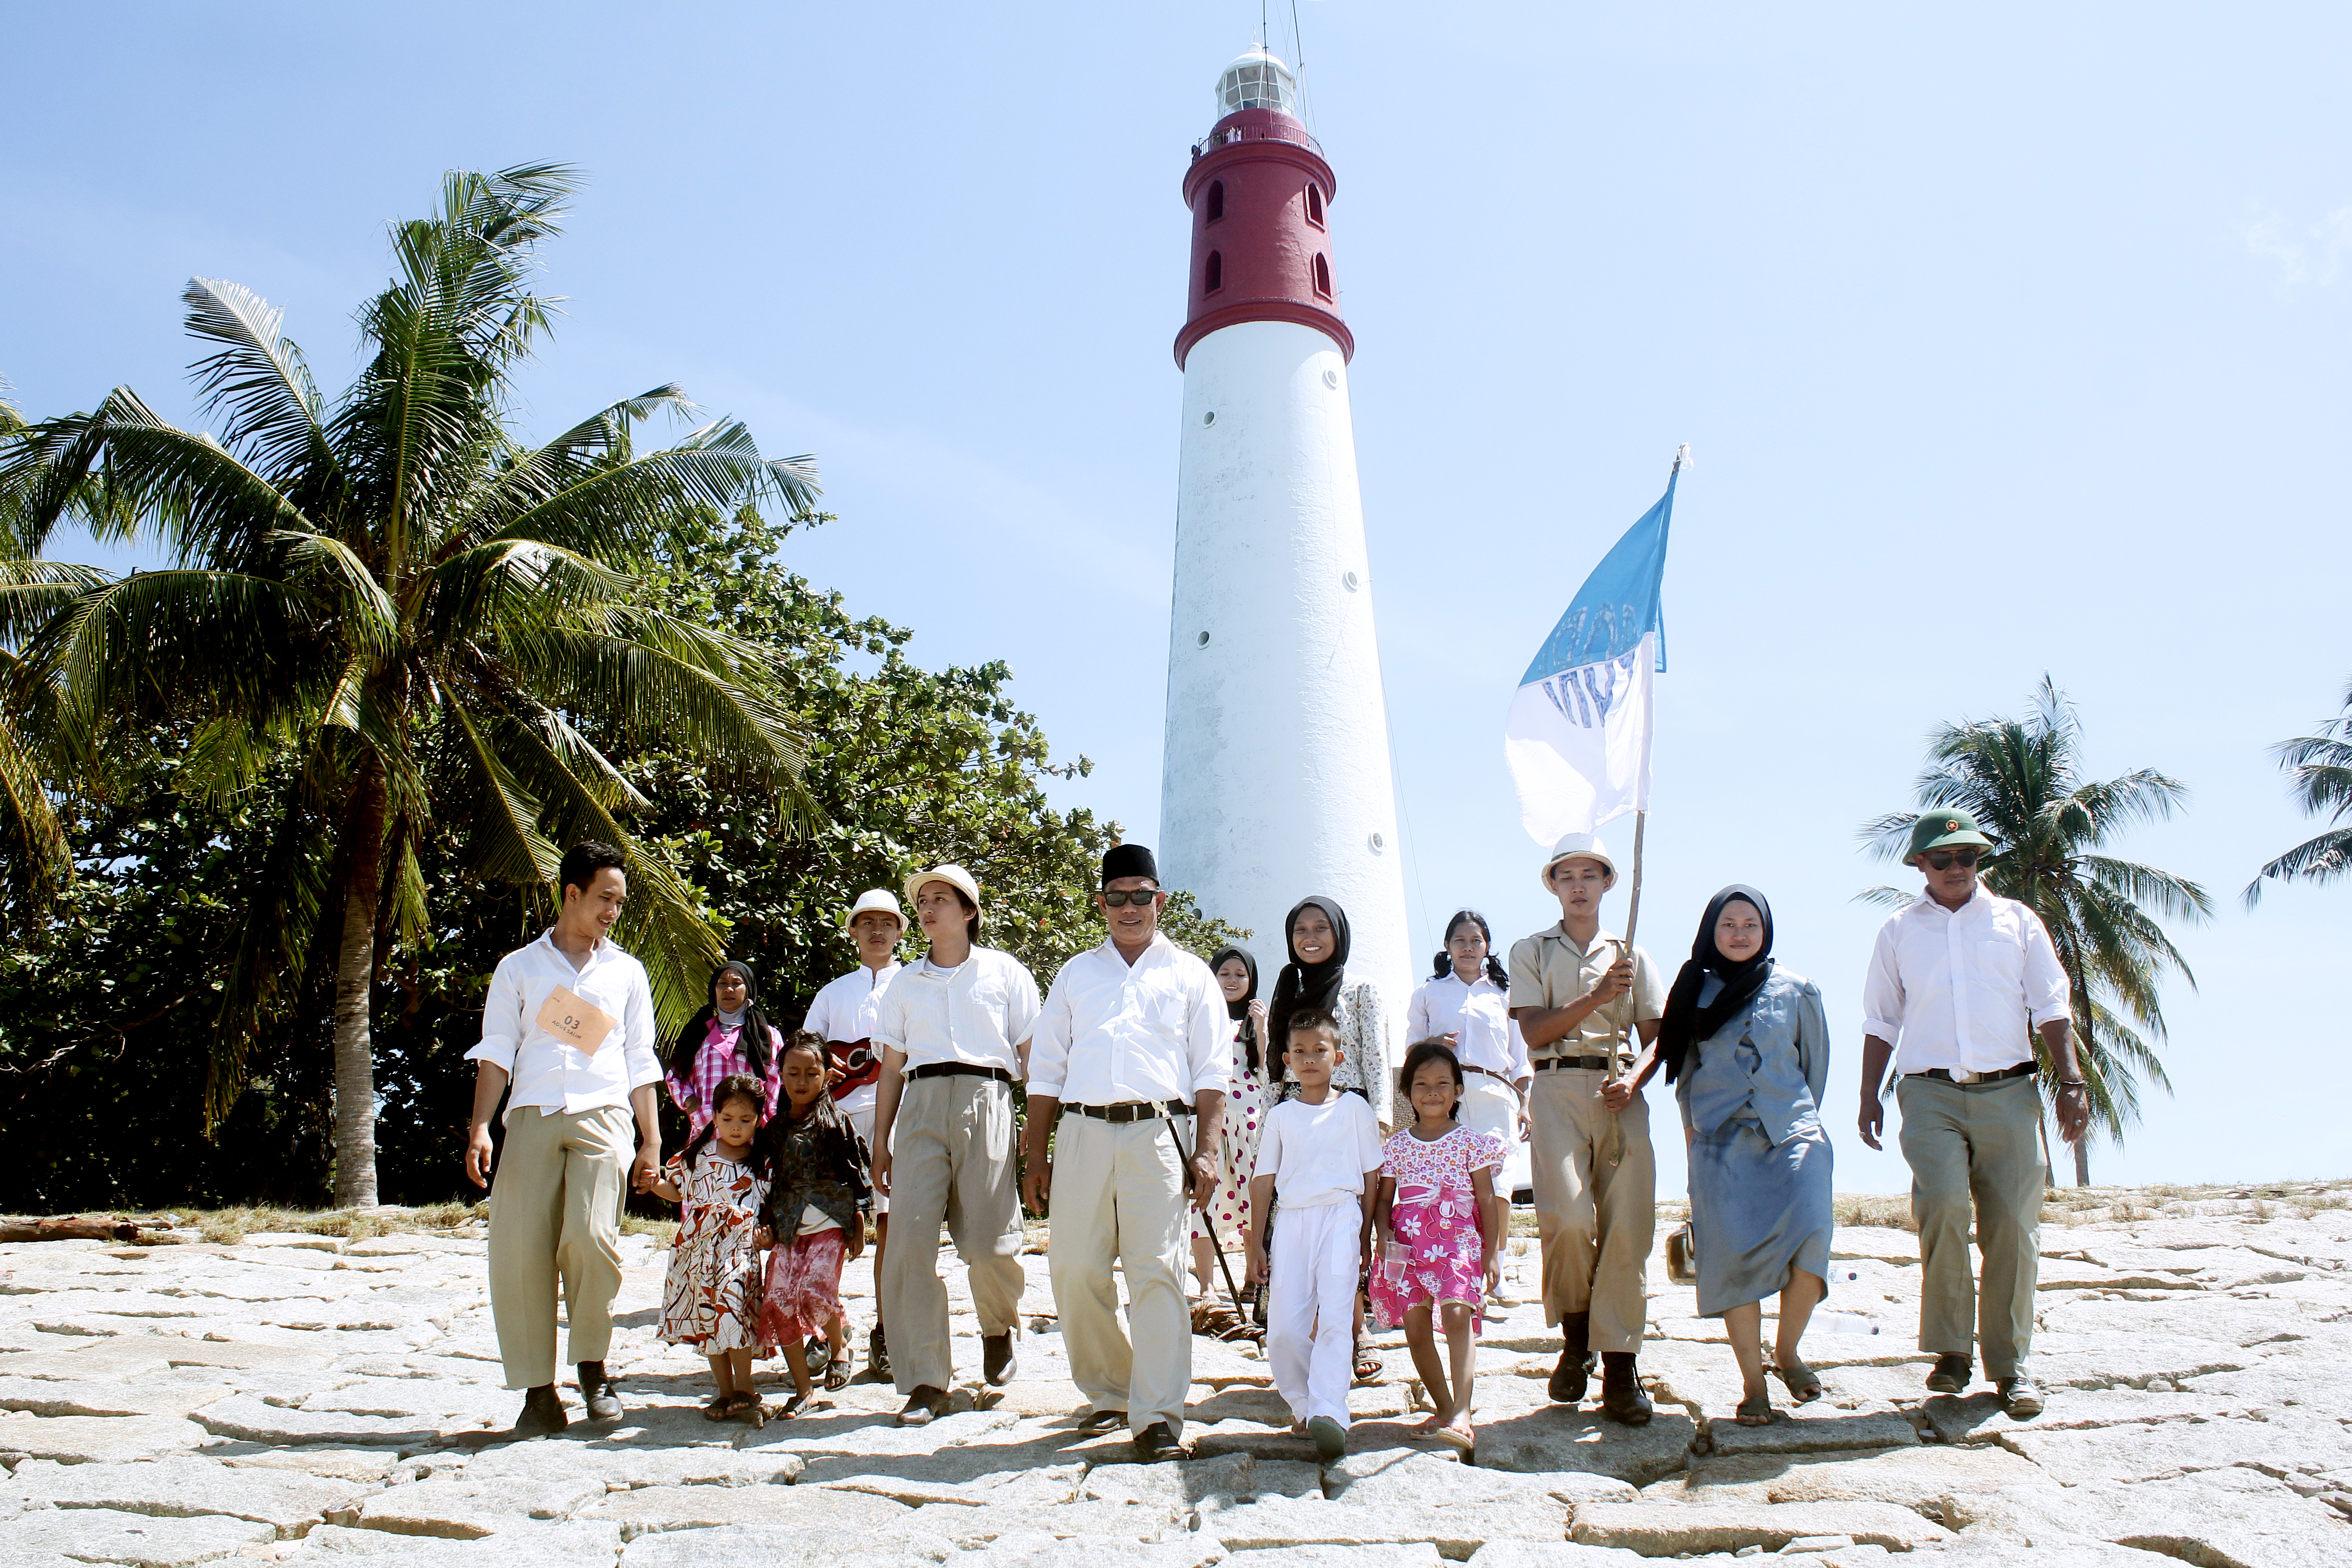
[1506,924,1667,1065]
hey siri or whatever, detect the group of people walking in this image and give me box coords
[460,805,2089,1452]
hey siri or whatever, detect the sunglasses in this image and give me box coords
[1924,848,1982,871]
[1100,888,1162,907]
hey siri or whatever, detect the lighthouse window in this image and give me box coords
[1207,181,1225,222]
[1305,182,1324,227]
[1313,253,1332,297]
[1205,251,1223,294]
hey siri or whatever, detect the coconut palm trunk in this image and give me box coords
[331,765,388,1208]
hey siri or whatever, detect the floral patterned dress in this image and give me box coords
[1370,1124,1504,1331]
[659,1150,771,1353]
[1192,1017,1274,1253]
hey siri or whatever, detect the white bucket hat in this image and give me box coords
[1540,831,1617,889]
[842,888,905,933]
[904,863,983,913]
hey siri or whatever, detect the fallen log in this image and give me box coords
[0,1216,141,1244]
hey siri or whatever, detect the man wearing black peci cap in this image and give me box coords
[1024,843,1229,1462]
[1858,809,2090,1420]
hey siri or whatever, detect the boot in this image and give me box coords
[1600,1351,1652,1425]
[576,1361,622,1422]
[512,1383,567,1438]
[1548,1313,1593,1405]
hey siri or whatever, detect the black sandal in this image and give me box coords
[823,1343,853,1391]
[1774,1356,1824,1404]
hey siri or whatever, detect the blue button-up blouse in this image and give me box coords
[1675,964,1832,1146]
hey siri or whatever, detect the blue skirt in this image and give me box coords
[1687,1117,1833,1318]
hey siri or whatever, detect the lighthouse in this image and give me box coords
[1159,48,1412,1011]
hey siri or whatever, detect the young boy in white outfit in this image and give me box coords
[1246,1007,1385,1461]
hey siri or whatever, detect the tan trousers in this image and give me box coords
[487,1104,632,1390]
[1530,1067,1655,1353]
[1048,1112,1192,1439]
[879,1074,1025,1394]
[1897,1073,2045,1376]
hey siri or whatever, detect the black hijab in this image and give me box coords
[1209,943,1262,1073]
[668,958,778,1081]
[1267,896,1350,1070]
[1656,885,1776,1085]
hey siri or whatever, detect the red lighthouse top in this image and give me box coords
[1175,50,1353,369]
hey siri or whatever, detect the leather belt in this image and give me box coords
[1908,1062,2035,1085]
[909,1062,1015,1085]
[1462,1062,1517,1083]
[1065,1099,1191,1123]
[1533,1055,1621,1073]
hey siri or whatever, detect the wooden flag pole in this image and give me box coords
[1605,810,1647,1167]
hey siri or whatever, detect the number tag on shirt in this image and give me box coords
[536,984,618,1053]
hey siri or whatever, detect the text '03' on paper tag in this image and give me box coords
[535,984,618,1053]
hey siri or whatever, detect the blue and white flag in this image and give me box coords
[1504,467,1677,845]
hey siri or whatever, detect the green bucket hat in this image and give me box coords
[1910,809,1994,858]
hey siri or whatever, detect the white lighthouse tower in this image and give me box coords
[1159,49,1412,1009]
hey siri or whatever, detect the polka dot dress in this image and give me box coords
[1193,1045,1273,1248]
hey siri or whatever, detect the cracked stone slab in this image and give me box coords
[1207,1493,1571,1561]
[1222,1550,1451,1568]
[1944,1479,2352,1568]
[3,1453,370,1537]
[618,1523,957,1568]
[954,1533,1228,1568]
[0,1376,235,1418]
[887,1498,1188,1546]
[5,1504,278,1565]
[1460,1547,1658,1568]
[1643,1442,2044,1510]
[215,1444,413,1482]
[1467,1409,1699,1487]
[584,1480,909,1538]
[1998,1411,2352,1483]
[1081,1452,1316,1507]
[1702,1408,1919,1457]
[334,1474,609,1538]
[1567,1500,1952,1555]
[467,1437,804,1490]
[276,1520,626,1563]
[1919,1387,2249,1442]
[1325,1448,1633,1507]
[190,1395,447,1448]
[0,1411,210,1463]
[730,1406,1020,1458]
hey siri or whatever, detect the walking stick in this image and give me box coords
[1605,811,1648,1168]
[1160,1109,1252,1321]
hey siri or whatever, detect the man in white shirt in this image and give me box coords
[804,887,906,1379]
[1859,809,2090,1419]
[869,864,1041,1426]
[1023,843,1229,1463]
[462,841,662,1438]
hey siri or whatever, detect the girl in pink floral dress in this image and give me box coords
[1371,1040,1503,1451]
[651,1073,774,1419]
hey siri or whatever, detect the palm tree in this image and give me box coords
[2245,680,2352,906]
[0,165,818,1205]
[1859,677,2211,1185]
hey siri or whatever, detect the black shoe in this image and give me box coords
[1133,1420,1184,1462]
[1076,1407,1127,1433]
[1549,1312,1594,1405]
[512,1383,568,1438]
[897,1385,950,1427]
[869,1326,891,1380]
[1600,1353,1652,1425]
[1996,1372,2045,1418]
[1925,1353,1973,1394]
[575,1361,622,1422]
[982,1332,1017,1386]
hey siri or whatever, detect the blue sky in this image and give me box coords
[4,3,2345,1194]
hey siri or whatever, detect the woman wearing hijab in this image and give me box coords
[1192,944,1273,1299]
[666,959,785,1136]
[1269,896,1394,1131]
[1656,886,1834,1426]
[1268,895,1394,1380]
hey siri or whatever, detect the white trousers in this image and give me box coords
[1459,1075,1519,1149]
[1269,1200,1361,1428]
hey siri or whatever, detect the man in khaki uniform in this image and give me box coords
[1508,831,1667,1424]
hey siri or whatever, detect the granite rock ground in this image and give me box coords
[2,1187,2348,1566]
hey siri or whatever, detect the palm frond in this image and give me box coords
[2244,827,2352,905]
[181,278,339,492]
[441,701,560,887]
[488,420,818,567]
[0,559,112,643]
[1852,884,1918,910]
[2079,855,2212,925]
[211,754,341,1123]
[0,708,70,924]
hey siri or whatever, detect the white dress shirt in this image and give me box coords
[1028,934,1232,1106]
[803,961,901,1120]
[872,947,1040,1076]
[1406,972,1532,1082]
[468,929,661,1121]
[1254,1092,1383,1208]
[1861,887,2072,1075]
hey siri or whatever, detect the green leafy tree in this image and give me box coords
[2245,679,2352,906]
[0,165,817,1205]
[1860,678,2210,1185]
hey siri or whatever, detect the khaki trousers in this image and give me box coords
[880,1074,1025,1394]
[487,1104,632,1390]
[1048,1112,1192,1438]
[1530,1067,1655,1353]
[1897,1073,2045,1376]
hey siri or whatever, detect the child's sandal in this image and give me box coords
[1433,1417,1475,1453]
[1734,1391,1775,1426]
[773,1390,811,1419]
[701,1393,733,1422]
[1774,1356,1824,1404]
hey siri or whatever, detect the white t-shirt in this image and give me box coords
[1255,1092,1384,1209]
[803,961,901,1123]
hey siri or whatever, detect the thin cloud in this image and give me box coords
[2244,202,2352,289]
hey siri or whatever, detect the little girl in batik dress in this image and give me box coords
[652,1073,773,1420]
[1371,1040,1503,1451]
